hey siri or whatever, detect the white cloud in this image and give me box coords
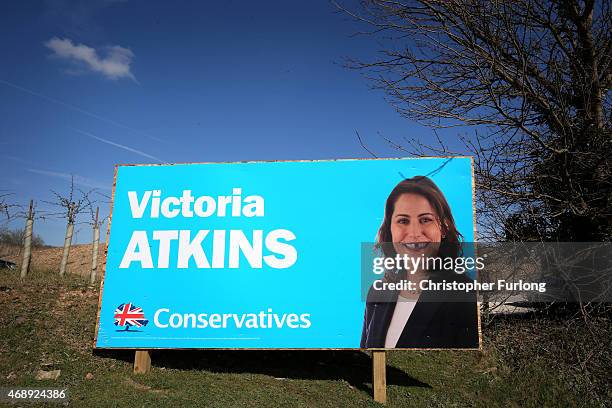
[44,37,136,81]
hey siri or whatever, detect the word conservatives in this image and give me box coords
[120,188,297,269]
[154,308,311,329]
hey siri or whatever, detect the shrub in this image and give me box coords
[0,228,45,247]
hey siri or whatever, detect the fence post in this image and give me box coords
[90,207,100,284]
[20,200,33,279]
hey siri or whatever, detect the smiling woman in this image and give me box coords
[360,176,479,349]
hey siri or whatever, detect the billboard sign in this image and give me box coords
[95,157,479,349]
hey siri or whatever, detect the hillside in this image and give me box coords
[0,243,107,279]
[0,260,609,406]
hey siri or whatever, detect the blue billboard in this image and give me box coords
[95,157,479,349]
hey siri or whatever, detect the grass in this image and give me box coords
[0,268,609,407]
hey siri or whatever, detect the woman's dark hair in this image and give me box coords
[376,176,463,279]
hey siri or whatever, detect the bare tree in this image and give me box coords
[45,176,95,276]
[0,193,19,226]
[339,0,611,241]
[82,192,108,284]
[0,195,9,224]
[0,227,45,248]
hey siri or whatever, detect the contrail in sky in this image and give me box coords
[0,78,165,143]
[73,128,167,163]
[26,168,111,190]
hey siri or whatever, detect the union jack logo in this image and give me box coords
[114,303,149,330]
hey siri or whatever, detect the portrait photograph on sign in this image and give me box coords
[360,175,479,349]
[95,157,479,350]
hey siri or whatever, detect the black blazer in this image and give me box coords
[360,271,479,348]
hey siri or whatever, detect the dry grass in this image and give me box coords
[0,242,107,279]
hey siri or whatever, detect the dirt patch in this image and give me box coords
[50,288,100,354]
[125,377,170,394]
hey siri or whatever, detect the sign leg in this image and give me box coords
[134,350,151,374]
[372,350,387,404]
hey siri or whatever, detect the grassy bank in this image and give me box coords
[0,269,608,407]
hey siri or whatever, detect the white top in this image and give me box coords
[384,295,418,348]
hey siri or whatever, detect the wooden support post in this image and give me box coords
[20,200,33,279]
[372,351,387,404]
[134,350,151,374]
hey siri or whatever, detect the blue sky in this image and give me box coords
[1,1,469,245]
